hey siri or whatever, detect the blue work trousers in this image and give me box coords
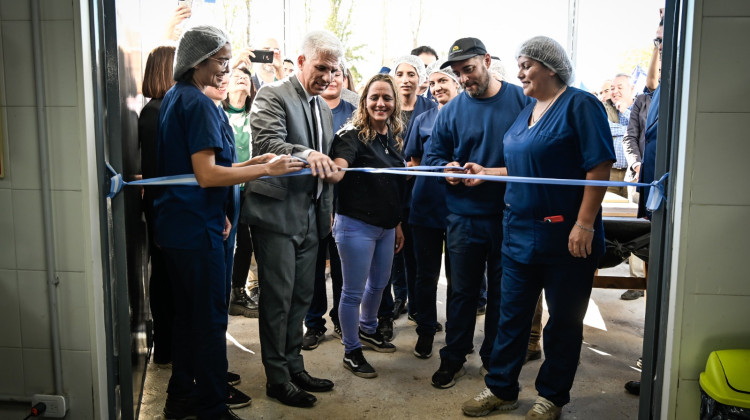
[163,246,229,419]
[334,214,396,352]
[439,214,503,367]
[485,253,597,407]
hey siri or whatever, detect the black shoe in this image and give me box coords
[290,370,334,392]
[376,317,394,342]
[621,289,644,300]
[301,328,325,351]
[226,385,251,409]
[392,299,407,320]
[476,305,486,316]
[163,395,195,419]
[213,409,243,420]
[431,359,466,389]
[227,371,241,386]
[435,322,443,333]
[331,323,342,341]
[229,287,258,318]
[407,312,418,324]
[525,348,542,364]
[625,380,641,396]
[414,334,433,359]
[359,328,396,353]
[266,382,316,408]
[343,347,377,378]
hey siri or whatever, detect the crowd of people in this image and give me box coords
[138,4,664,419]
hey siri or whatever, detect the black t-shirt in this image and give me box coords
[330,127,406,228]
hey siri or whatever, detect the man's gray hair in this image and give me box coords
[613,73,632,83]
[301,30,344,60]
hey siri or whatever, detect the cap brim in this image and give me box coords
[440,53,480,68]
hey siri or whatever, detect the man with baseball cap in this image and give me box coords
[424,37,532,389]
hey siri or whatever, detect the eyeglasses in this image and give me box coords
[653,37,663,47]
[208,57,230,69]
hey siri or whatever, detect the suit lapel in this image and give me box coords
[290,75,316,149]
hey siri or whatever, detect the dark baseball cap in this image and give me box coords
[441,37,488,69]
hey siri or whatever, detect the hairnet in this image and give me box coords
[173,25,229,81]
[516,36,574,85]
[426,60,459,86]
[390,55,427,85]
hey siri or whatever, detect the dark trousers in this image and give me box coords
[412,225,451,337]
[486,253,597,407]
[164,246,228,418]
[378,218,416,318]
[231,195,254,289]
[439,214,502,367]
[251,205,318,384]
[304,233,343,330]
[147,227,173,364]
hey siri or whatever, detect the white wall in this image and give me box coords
[666,0,750,418]
[0,0,102,418]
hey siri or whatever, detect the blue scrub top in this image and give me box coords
[404,107,448,229]
[154,82,236,250]
[424,82,532,216]
[502,87,615,264]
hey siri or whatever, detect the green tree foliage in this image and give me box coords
[325,0,366,86]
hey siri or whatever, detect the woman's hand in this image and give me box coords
[463,162,486,187]
[163,4,191,41]
[568,222,594,258]
[249,153,276,165]
[223,216,232,241]
[394,224,405,254]
[231,48,256,72]
[264,155,305,176]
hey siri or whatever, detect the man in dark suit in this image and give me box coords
[241,30,342,408]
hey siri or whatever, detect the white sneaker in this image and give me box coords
[525,396,561,420]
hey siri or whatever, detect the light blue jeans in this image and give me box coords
[333,214,396,352]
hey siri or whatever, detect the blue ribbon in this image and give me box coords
[106,163,669,211]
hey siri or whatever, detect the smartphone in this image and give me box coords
[178,0,193,7]
[250,49,274,64]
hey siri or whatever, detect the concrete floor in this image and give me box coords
[140,263,644,420]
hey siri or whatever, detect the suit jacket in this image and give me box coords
[241,74,334,238]
[623,93,652,174]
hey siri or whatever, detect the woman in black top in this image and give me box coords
[327,74,406,378]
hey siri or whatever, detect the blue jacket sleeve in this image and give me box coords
[423,110,451,167]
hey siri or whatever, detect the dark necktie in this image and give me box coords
[310,97,320,150]
[309,97,323,198]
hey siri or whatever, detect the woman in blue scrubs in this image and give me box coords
[461,36,615,419]
[404,60,461,359]
[154,26,304,420]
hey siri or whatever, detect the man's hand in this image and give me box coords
[223,216,232,241]
[444,161,465,186]
[307,151,338,178]
[163,4,191,41]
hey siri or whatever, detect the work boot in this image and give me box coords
[229,287,258,318]
[462,387,518,417]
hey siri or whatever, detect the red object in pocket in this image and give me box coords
[543,215,564,223]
